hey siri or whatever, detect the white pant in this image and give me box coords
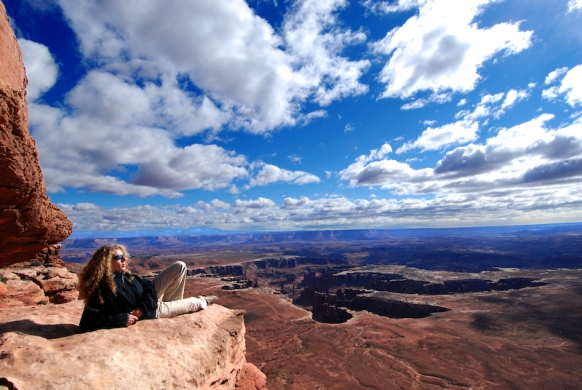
[153,261,207,318]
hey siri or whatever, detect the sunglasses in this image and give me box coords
[112,254,127,261]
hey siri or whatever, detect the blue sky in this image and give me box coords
[5,0,582,236]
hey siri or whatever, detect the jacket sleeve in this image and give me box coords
[79,294,129,332]
[136,276,158,317]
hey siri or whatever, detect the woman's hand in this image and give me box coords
[126,314,139,326]
[130,308,144,318]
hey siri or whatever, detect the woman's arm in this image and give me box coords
[134,276,158,317]
[79,303,130,332]
[78,292,133,332]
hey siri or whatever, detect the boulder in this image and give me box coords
[0,260,78,307]
[234,363,267,390]
[0,279,45,307]
[0,1,72,267]
[0,301,265,389]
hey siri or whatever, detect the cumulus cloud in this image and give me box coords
[398,87,530,154]
[397,120,479,153]
[283,0,371,106]
[18,39,58,100]
[233,197,276,209]
[501,89,529,110]
[544,67,568,84]
[371,0,533,99]
[559,65,582,107]
[61,186,582,233]
[247,164,321,187]
[283,196,310,208]
[18,0,366,198]
[56,0,369,133]
[542,65,582,106]
[341,114,582,200]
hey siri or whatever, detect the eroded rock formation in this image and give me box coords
[0,300,266,389]
[0,2,72,267]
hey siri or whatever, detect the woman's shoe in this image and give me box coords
[198,295,218,305]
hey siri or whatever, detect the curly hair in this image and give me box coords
[78,244,131,305]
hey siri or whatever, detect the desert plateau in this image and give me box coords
[59,226,582,389]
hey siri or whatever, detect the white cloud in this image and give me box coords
[544,67,568,84]
[247,164,321,187]
[233,197,276,209]
[56,0,369,134]
[371,0,533,100]
[398,86,530,154]
[18,0,369,199]
[210,199,231,210]
[542,65,582,107]
[400,92,452,110]
[568,0,582,12]
[559,65,582,107]
[501,89,529,110]
[283,196,310,208]
[341,114,582,200]
[344,123,355,132]
[283,0,371,106]
[542,86,559,101]
[288,154,303,164]
[62,188,582,232]
[18,39,58,101]
[397,120,479,153]
[363,0,427,14]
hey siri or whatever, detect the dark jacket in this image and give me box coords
[79,272,158,332]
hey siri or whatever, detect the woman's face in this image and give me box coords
[111,249,128,273]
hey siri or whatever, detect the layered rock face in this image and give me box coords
[0,300,266,389]
[0,2,72,267]
[0,245,79,308]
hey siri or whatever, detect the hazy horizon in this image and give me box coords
[6,0,582,235]
[65,221,582,239]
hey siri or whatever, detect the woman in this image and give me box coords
[78,244,217,332]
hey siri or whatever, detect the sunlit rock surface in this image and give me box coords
[0,301,265,389]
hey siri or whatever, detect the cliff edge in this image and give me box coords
[0,1,73,267]
[0,300,266,389]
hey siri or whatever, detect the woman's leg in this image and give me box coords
[156,297,207,318]
[153,261,187,301]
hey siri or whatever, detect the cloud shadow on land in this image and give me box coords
[473,286,582,350]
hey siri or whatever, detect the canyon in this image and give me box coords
[59,227,582,389]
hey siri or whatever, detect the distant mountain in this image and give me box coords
[62,223,582,250]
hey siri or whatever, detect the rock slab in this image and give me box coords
[0,301,265,389]
[0,1,73,267]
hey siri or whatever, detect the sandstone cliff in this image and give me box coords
[0,300,265,389]
[0,1,73,267]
